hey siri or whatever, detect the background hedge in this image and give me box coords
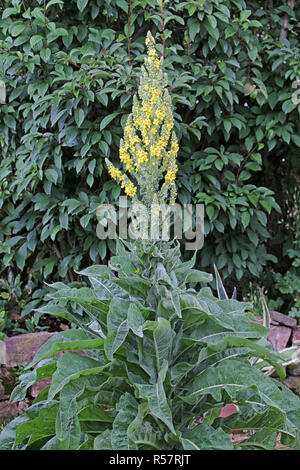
[0,0,299,319]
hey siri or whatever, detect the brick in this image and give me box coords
[30,377,52,398]
[267,326,291,351]
[292,327,300,345]
[4,332,55,367]
[270,311,297,328]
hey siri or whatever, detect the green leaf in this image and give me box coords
[78,405,114,422]
[111,393,138,450]
[48,352,109,400]
[100,112,119,131]
[127,303,144,338]
[240,10,251,22]
[28,329,91,367]
[77,0,88,12]
[153,317,173,371]
[104,299,130,360]
[185,270,213,284]
[16,242,28,270]
[75,108,85,127]
[45,168,58,184]
[182,423,233,450]
[30,35,43,48]
[135,369,175,434]
[15,402,58,447]
[94,429,112,449]
[0,80,6,104]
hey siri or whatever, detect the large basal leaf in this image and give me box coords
[153,317,174,371]
[48,352,110,400]
[182,359,300,443]
[10,360,57,402]
[135,369,175,435]
[234,429,277,450]
[27,329,93,367]
[157,286,182,319]
[0,414,30,450]
[109,255,138,276]
[220,404,285,435]
[78,405,114,423]
[55,375,105,450]
[152,262,174,287]
[129,420,164,450]
[173,251,197,273]
[114,277,152,298]
[194,334,285,379]
[49,287,96,303]
[181,423,233,450]
[185,269,213,284]
[111,393,139,450]
[94,429,112,450]
[95,376,132,408]
[127,303,144,338]
[77,264,114,279]
[90,277,128,300]
[15,402,59,448]
[35,337,104,363]
[33,303,88,329]
[104,299,130,360]
[171,346,254,387]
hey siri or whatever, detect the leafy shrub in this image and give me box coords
[0,0,299,325]
[265,188,300,319]
[0,239,300,450]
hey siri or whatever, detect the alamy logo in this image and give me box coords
[96,197,204,251]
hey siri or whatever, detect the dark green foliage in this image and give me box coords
[0,0,299,320]
[268,188,300,317]
[0,239,300,450]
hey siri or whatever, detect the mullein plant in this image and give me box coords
[106,32,178,209]
[1,33,300,452]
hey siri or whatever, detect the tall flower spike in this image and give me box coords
[106,31,178,207]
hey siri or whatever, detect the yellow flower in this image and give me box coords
[106,31,178,207]
[165,165,178,182]
[108,164,124,182]
[155,109,165,121]
[171,140,179,155]
[119,146,133,172]
[124,181,137,198]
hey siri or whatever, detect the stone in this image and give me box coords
[287,363,300,377]
[0,340,5,364]
[283,376,300,397]
[270,311,297,328]
[267,326,291,351]
[0,401,19,419]
[0,401,28,424]
[292,327,300,345]
[4,332,55,367]
[30,377,52,398]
